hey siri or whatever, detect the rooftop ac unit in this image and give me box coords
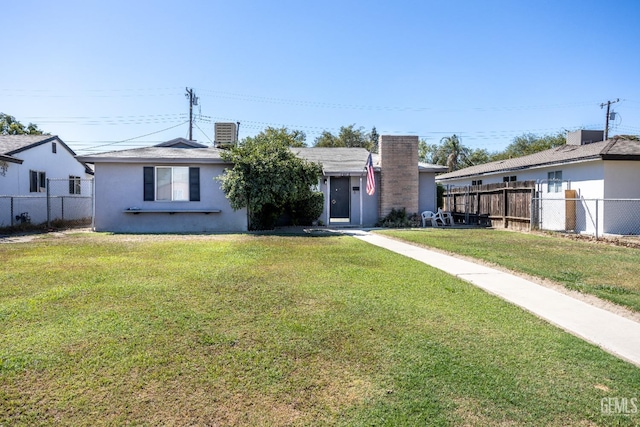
[215,122,238,146]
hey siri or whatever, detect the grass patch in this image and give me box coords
[379,228,640,313]
[1,233,639,426]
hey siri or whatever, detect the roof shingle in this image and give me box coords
[77,146,227,163]
[0,134,58,156]
[437,138,640,180]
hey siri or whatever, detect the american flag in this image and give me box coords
[366,152,375,196]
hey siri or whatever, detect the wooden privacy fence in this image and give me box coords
[443,181,536,230]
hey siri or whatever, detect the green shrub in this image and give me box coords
[287,191,324,226]
[250,203,282,230]
[376,208,420,228]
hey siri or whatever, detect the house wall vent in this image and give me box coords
[214,122,238,146]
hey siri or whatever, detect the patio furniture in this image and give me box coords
[421,211,439,227]
[437,208,454,226]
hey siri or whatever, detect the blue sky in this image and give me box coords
[2,0,639,155]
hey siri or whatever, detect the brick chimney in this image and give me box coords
[379,135,419,217]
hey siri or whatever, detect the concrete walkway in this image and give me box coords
[349,230,640,368]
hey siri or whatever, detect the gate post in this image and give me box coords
[530,194,534,231]
[91,178,95,231]
[595,199,599,239]
[46,178,51,227]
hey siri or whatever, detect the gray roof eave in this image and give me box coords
[322,166,380,176]
[0,154,23,164]
[601,154,640,161]
[419,164,449,173]
[436,156,601,181]
[323,170,368,176]
[76,156,230,165]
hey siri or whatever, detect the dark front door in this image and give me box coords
[330,177,350,219]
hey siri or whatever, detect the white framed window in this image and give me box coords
[143,166,199,202]
[69,176,81,195]
[547,171,563,193]
[29,170,46,193]
[156,166,190,201]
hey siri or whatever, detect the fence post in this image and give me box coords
[529,195,534,231]
[10,197,14,227]
[502,188,507,228]
[464,186,469,224]
[596,199,604,240]
[91,178,95,231]
[46,178,51,228]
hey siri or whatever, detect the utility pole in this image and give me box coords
[185,87,198,141]
[600,98,619,140]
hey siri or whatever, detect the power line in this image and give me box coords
[27,113,186,120]
[0,87,183,98]
[82,120,189,151]
[197,88,601,113]
[193,121,212,143]
[10,87,635,153]
[2,85,609,113]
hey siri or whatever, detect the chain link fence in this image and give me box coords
[532,198,640,237]
[0,178,93,229]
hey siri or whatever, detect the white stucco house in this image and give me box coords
[77,135,446,233]
[0,135,93,226]
[436,131,640,235]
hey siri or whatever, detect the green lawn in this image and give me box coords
[379,228,640,313]
[1,233,639,426]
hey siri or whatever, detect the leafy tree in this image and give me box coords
[313,130,340,148]
[418,139,430,162]
[420,134,475,171]
[465,148,491,166]
[368,126,380,153]
[0,113,46,135]
[420,135,490,169]
[314,124,375,151]
[218,128,323,230]
[338,125,368,149]
[491,132,565,160]
[440,134,469,172]
[418,139,440,164]
[421,132,569,170]
[258,126,307,147]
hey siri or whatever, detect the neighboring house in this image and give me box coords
[436,130,640,235]
[78,135,446,233]
[0,135,93,226]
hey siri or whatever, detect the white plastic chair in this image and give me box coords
[421,211,439,227]
[437,208,454,226]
